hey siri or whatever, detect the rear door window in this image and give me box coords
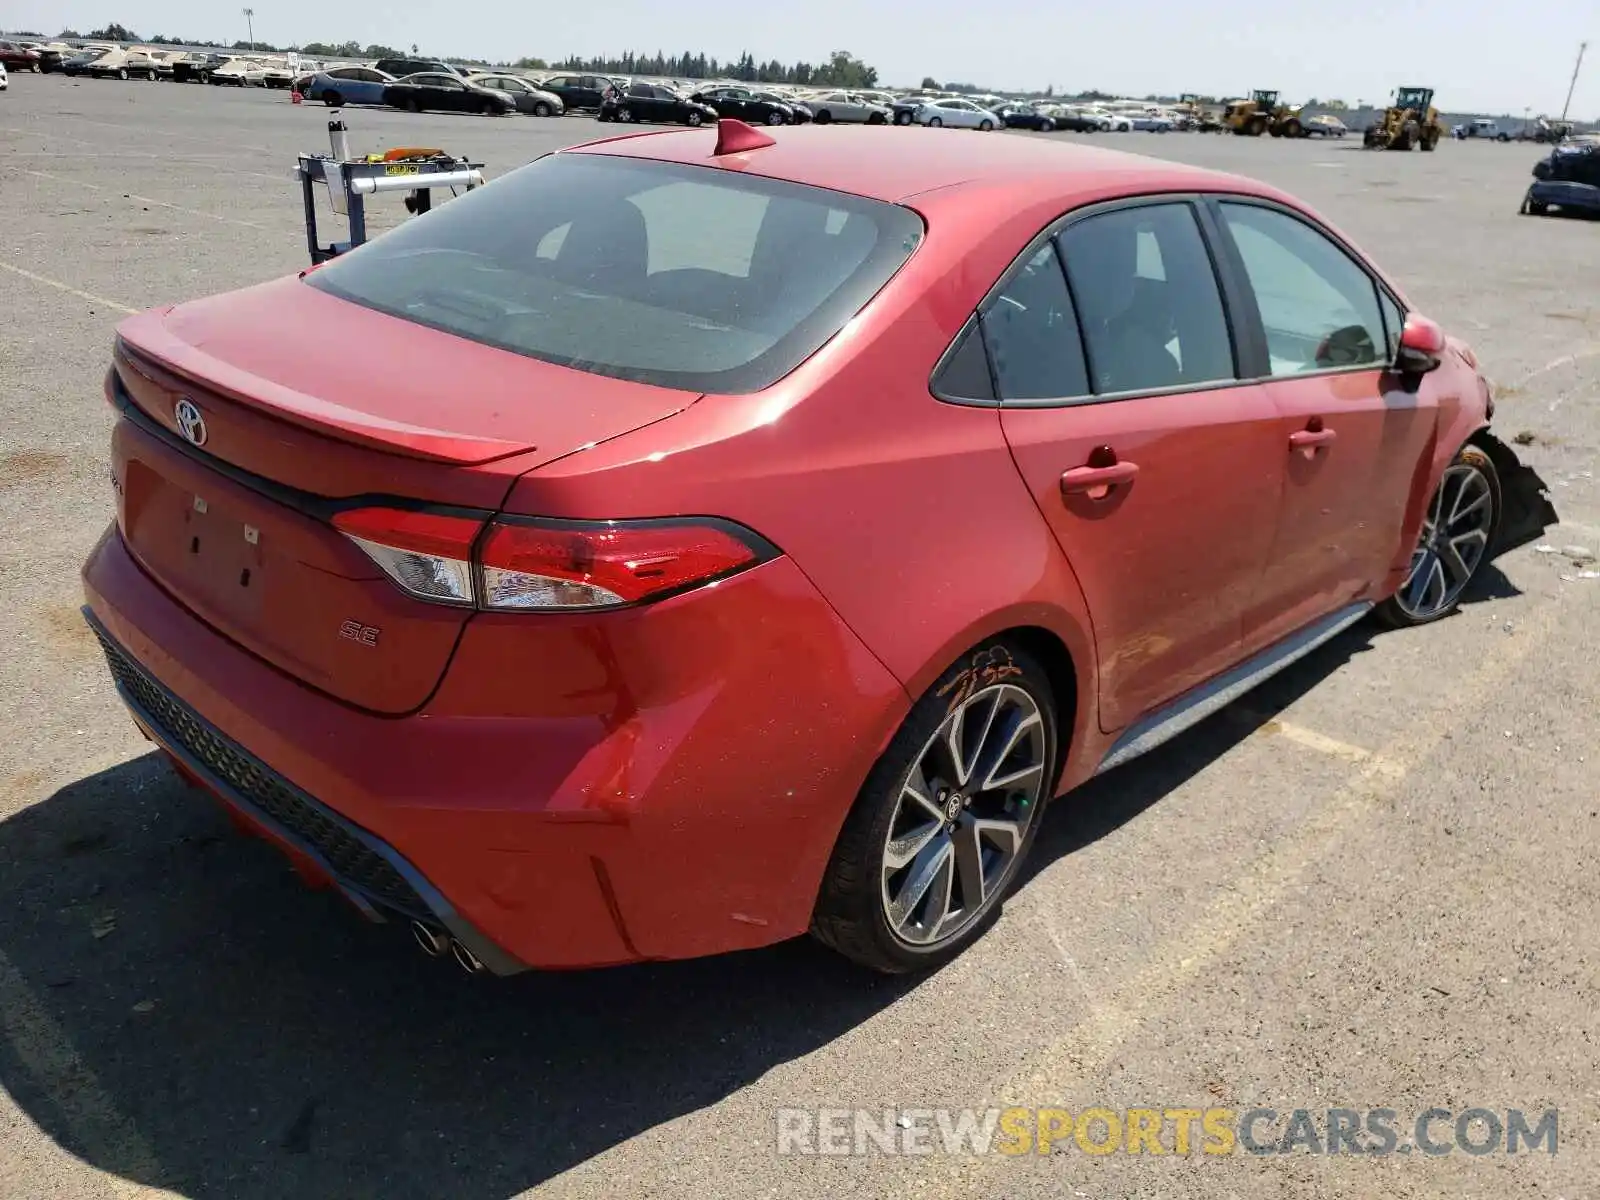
[306,153,924,394]
[1057,203,1235,395]
[981,243,1089,400]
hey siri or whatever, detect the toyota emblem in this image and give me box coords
[174,398,207,447]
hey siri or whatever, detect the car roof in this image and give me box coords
[566,124,1277,208]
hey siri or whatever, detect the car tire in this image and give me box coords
[814,110,831,124]
[117,68,129,80]
[618,107,634,122]
[686,110,704,126]
[323,91,343,107]
[978,119,993,131]
[405,97,421,114]
[867,112,886,124]
[894,110,912,125]
[533,101,551,117]
[1375,442,1501,629]
[765,109,784,126]
[479,100,498,116]
[812,639,1059,974]
[928,116,942,127]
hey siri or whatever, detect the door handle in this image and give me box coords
[1288,428,1337,451]
[1061,460,1140,495]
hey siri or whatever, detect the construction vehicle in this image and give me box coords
[1223,90,1307,137]
[1363,86,1443,151]
[1177,93,1224,132]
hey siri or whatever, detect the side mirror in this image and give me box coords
[1394,312,1446,375]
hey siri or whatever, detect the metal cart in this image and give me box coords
[296,118,485,264]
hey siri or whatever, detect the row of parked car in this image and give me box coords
[3,37,1234,136]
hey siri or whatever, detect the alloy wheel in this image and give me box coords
[1395,462,1494,619]
[880,683,1047,947]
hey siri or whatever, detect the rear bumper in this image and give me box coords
[83,524,908,969]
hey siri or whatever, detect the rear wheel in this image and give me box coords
[928,116,943,127]
[894,110,913,125]
[814,109,831,124]
[1282,117,1302,138]
[1375,444,1499,627]
[1247,115,1267,136]
[117,67,129,80]
[813,640,1058,973]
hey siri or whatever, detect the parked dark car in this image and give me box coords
[891,97,928,126]
[32,44,71,72]
[60,50,103,77]
[173,52,226,83]
[754,90,811,122]
[373,58,464,80]
[993,104,1056,132]
[0,41,42,71]
[599,82,718,126]
[382,72,515,115]
[535,73,614,111]
[691,85,794,127]
[1051,110,1105,133]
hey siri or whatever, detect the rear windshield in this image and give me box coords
[306,152,925,394]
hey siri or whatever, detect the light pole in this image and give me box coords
[242,7,255,51]
[1560,41,1586,124]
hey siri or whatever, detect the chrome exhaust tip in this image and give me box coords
[411,921,450,958]
[450,939,486,975]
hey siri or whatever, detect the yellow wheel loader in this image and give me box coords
[1363,86,1444,151]
[1224,90,1308,137]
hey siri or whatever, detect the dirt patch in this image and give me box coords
[0,450,70,492]
[37,604,98,660]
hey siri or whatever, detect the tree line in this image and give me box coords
[544,49,878,88]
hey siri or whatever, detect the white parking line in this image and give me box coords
[22,169,267,230]
[0,947,173,1195]
[0,262,137,315]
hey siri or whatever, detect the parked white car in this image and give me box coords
[211,58,267,86]
[807,90,890,124]
[916,97,1000,130]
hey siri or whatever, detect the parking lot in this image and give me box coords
[3,74,1599,1199]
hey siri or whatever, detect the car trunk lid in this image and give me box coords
[110,280,701,713]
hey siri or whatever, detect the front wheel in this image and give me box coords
[405,97,421,114]
[685,109,704,126]
[1375,443,1500,627]
[978,119,993,131]
[894,110,913,125]
[814,109,831,124]
[765,109,785,126]
[533,102,551,117]
[812,641,1058,973]
[117,68,129,80]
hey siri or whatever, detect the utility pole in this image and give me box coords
[1560,40,1586,124]
[242,7,255,51]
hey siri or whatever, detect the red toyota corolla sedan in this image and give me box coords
[83,123,1553,975]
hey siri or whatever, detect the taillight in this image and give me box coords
[332,507,482,606]
[332,508,773,612]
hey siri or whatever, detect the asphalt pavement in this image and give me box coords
[1,76,1597,1199]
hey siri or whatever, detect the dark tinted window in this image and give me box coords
[307,153,924,394]
[931,321,995,402]
[1058,203,1234,395]
[981,243,1088,400]
[1219,202,1386,374]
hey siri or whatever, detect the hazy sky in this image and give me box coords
[16,1,1596,115]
